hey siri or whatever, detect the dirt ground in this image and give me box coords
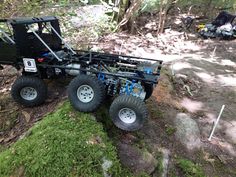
[0,13,236,176]
[0,70,68,146]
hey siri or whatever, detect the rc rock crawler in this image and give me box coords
[0,16,162,131]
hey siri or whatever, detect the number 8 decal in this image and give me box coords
[27,61,32,67]
[23,58,37,72]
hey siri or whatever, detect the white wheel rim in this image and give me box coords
[118,108,136,124]
[77,85,94,103]
[20,87,38,101]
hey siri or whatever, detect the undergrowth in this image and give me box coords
[176,158,206,177]
[0,101,129,177]
[0,0,102,18]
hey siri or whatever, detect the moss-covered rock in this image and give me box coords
[0,101,127,177]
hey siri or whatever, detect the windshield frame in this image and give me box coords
[0,21,15,44]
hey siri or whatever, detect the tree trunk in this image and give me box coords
[112,0,129,22]
[158,0,178,34]
[157,0,164,34]
[115,0,143,31]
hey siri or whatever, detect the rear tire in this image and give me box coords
[68,75,105,112]
[109,95,148,131]
[11,76,47,107]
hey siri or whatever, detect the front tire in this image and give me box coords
[68,75,105,112]
[11,76,48,107]
[109,95,148,131]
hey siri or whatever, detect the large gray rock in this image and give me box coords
[102,157,112,177]
[117,143,158,175]
[175,113,201,150]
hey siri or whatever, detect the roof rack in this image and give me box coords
[8,16,58,25]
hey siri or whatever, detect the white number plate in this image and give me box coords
[23,58,37,72]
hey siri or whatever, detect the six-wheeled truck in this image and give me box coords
[0,16,162,131]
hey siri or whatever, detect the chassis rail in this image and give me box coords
[12,50,162,84]
[37,63,160,84]
[75,50,163,63]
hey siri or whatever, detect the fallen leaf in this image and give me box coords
[86,136,103,145]
[203,151,215,163]
[4,132,16,142]
[22,111,31,123]
[217,155,228,164]
[10,166,24,177]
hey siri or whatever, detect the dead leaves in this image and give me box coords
[86,136,105,147]
[10,166,25,177]
[22,111,31,123]
[1,131,16,143]
[203,151,215,164]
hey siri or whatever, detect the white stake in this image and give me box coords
[211,46,217,59]
[208,105,225,141]
[171,63,175,76]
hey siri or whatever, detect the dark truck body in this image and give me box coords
[0,17,61,64]
[0,16,162,131]
[0,43,17,64]
[0,16,161,84]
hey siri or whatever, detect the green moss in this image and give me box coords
[165,124,176,136]
[156,152,164,176]
[176,158,206,177]
[137,172,150,177]
[0,145,6,153]
[95,104,113,128]
[169,167,178,177]
[150,107,164,119]
[0,101,127,177]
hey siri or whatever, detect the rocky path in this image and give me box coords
[97,33,236,176]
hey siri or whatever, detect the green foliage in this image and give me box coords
[176,158,206,177]
[179,0,236,8]
[87,0,101,4]
[0,101,125,177]
[1,0,236,19]
[141,0,160,13]
[155,151,164,176]
[178,0,236,15]
[47,0,101,6]
[140,0,236,14]
[0,0,102,18]
[0,0,114,48]
[0,0,41,18]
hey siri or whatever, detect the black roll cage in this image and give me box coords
[0,16,162,84]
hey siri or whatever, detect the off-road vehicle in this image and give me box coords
[0,16,162,131]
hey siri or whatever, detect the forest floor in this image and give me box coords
[0,6,236,177]
[96,12,236,176]
[96,30,236,176]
